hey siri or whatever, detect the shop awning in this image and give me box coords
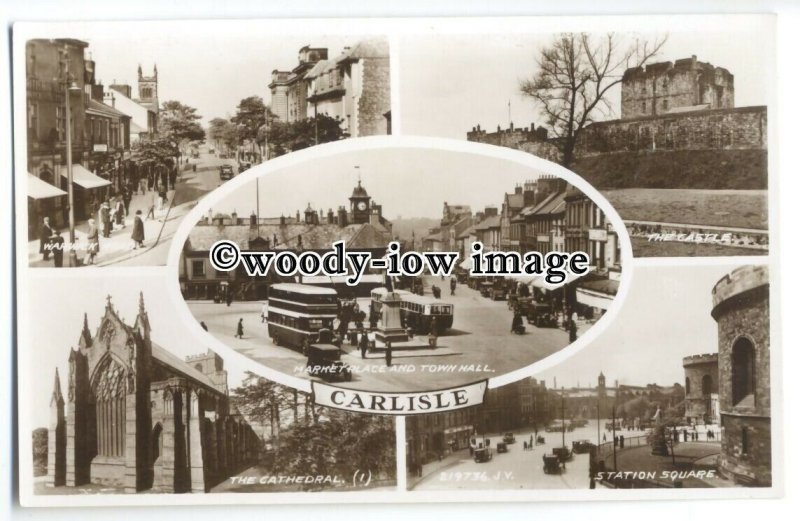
[27,174,67,200]
[59,164,111,189]
[576,287,615,311]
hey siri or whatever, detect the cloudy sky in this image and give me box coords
[210,146,551,220]
[535,263,755,390]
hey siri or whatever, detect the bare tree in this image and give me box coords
[520,33,667,168]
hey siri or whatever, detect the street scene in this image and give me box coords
[178,146,623,392]
[408,263,771,490]
[22,31,389,267]
[400,28,771,257]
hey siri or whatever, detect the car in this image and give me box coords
[474,447,493,463]
[238,162,251,174]
[572,440,594,454]
[306,343,352,383]
[552,446,574,463]
[542,454,562,474]
[502,432,516,444]
[219,165,234,180]
[496,442,508,453]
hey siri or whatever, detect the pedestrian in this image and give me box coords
[450,277,456,296]
[385,341,392,367]
[360,330,369,359]
[683,429,688,442]
[131,209,145,249]
[511,311,523,333]
[226,290,233,307]
[100,201,112,237]
[567,318,577,342]
[200,321,208,331]
[146,191,157,221]
[122,186,132,215]
[39,216,53,261]
[619,435,625,448]
[235,318,244,339]
[261,301,269,323]
[114,196,126,229]
[603,433,607,443]
[50,229,65,268]
[86,218,99,265]
[158,184,168,215]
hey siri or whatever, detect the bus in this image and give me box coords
[400,294,454,335]
[369,287,412,319]
[267,283,339,350]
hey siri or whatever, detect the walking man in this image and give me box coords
[385,341,393,367]
[261,301,269,323]
[450,277,457,296]
[50,229,65,268]
[235,318,244,339]
[360,330,369,359]
[39,216,53,261]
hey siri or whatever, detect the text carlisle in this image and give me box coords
[312,381,488,415]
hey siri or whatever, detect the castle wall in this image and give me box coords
[577,106,766,156]
[682,354,719,424]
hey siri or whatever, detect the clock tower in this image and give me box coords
[349,180,371,225]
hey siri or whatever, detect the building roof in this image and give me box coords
[87,98,130,120]
[186,221,390,252]
[473,215,501,231]
[338,38,390,61]
[150,343,221,394]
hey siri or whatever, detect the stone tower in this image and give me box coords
[137,64,158,112]
[711,265,770,486]
[682,353,719,425]
[597,371,606,397]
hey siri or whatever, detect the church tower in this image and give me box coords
[137,64,158,112]
[598,371,607,398]
[349,180,371,225]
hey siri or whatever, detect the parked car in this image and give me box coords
[502,432,516,444]
[474,447,494,463]
[219,164,234,180]
[572,440,594,454]
[496,442,508,453]
[552,446,574,463]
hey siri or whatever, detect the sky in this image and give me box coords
[24,272,252,429]
[535,264,747,390]
[70,28,364,126]
[399,27,772,139]
[209,147,551,220]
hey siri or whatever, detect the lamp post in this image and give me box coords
[61,48,82,267]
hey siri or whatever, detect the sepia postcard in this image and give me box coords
[12,15,780,507]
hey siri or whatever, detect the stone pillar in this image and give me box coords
[65,402,78,486]
[48,394,66,486]
[216,416,227,478]
[205,409,218,480]
[188,389,205,493]
[123,392,138,493]
[160,389,176,492]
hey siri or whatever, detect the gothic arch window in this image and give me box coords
[685,377,691,395]
[91,355,127,458]
[732,337,756,405]
[701,374,713,396]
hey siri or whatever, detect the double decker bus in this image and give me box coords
[267,283,339,350]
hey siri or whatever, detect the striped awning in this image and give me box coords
[59,164,111,189]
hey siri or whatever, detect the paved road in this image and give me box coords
[189,275,578,392]
[411,420,649,491]
[113,150,240,266]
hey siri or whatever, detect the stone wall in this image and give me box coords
[577,106,766,156]
[356,57,391,136]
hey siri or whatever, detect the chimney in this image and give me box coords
[514,184,523,195]
[327,208,335,224]
[295,210,300,223]
[337,206,348,228]
[231,210,238,224]
[280,214,286,227]
[249,212,257,228]
[523,179,537,206]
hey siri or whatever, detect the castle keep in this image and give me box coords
[47,295,259,493]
